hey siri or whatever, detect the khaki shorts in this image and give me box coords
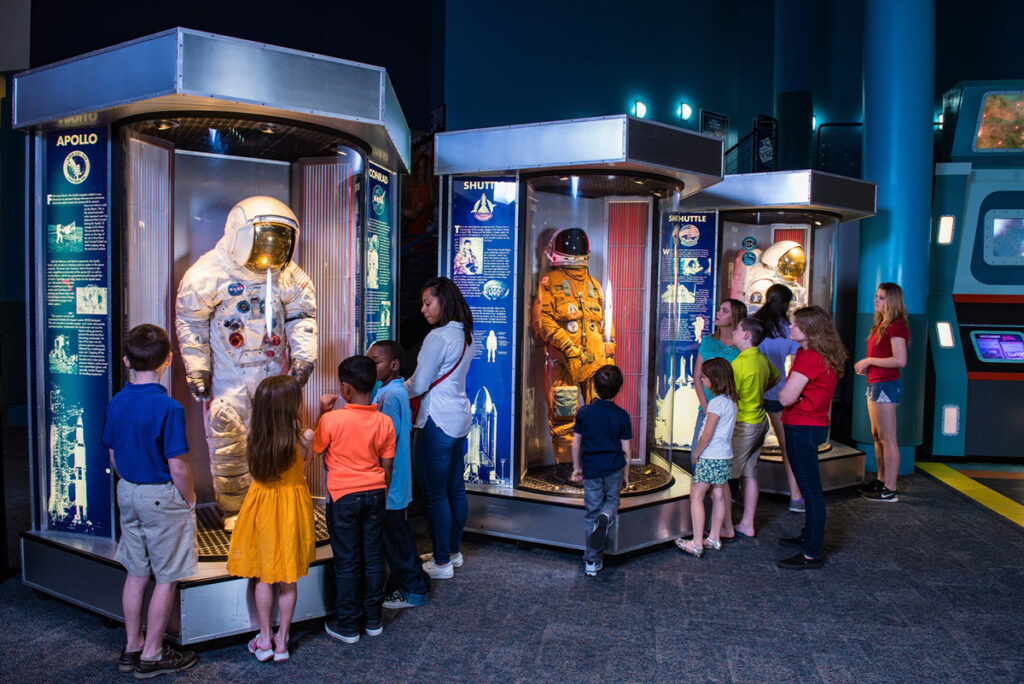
[115,480,197,584]
[731,418,769,479]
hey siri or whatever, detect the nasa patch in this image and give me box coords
[228,282,244,296]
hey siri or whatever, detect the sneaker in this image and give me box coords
[422,558,454,579]
[862,486,899,503]
[134,646,198,680]
[383,590,428,609]
[857,479,883,495]
[365,624,383,637]
[788,498,805,513]
[118,649,142,673]
[776,552,824,570]
[419,551,463,568]
[588,513,610,553]
[324,619,360,644]
[584,560,603,576]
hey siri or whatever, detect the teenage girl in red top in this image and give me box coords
[853,283,909,503]
[777,306,847,570]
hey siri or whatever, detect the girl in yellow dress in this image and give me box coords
[227,375,316,662]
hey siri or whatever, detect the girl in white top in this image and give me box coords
[405,277,475,579]
[675,357,739,558]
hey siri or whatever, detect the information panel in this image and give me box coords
[654,211,718,449]
[364,162,395,347]
[449,176,517,486]
[42,127,113,536]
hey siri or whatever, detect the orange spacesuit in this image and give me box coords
[532,228,615,467]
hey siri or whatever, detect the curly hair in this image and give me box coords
[792,305,848,377]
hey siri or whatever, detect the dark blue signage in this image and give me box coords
[42,127,113,537]
[364,162,395,348]
[449,176,517,486]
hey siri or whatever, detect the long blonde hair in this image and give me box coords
[792,305,848,377]
[870,282,908,342]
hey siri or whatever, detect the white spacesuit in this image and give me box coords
[175,196,318,526]
[734,240,807,312]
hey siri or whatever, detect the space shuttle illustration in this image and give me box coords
[465,386,501,484]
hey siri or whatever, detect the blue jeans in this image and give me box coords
[582,467,624,563]
[327,488,386,634]
[783,424,829,559]
[413,417,468,565]
[383,508,431,597]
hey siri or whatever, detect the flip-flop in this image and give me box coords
[719,535,738,544]
[248,637,274,662]
[734,530,756,539]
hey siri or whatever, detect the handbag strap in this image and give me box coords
[426,339,469,392]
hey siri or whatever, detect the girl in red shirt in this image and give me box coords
[777,306,847,569]
[853,283,909,503]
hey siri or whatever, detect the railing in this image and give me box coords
[725,115,778,175]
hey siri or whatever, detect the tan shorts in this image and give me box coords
[731,418,769,479]
[115,480,197,584]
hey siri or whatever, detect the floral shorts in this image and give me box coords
[693,457,731,485]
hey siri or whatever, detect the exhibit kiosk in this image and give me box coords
[434,116,724,552]
[676,170,877,493]
[926,81,1024,460]
[15,29,408,643]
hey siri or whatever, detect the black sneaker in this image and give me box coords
[857,479,883,495]
[776,553,824,570]
[862,486,899,503]
[134,646,198,680]
[324,618,360,644]
[118,649,141,673]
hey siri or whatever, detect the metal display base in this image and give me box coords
[464,457,693,555]
[21,531,333,645]
[757,441,865,495]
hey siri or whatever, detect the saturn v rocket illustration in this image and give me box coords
[465,386,503,484]
[47,388,89,527]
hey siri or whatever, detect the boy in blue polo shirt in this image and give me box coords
[570,364,632,576]
[368,340,430,609]
[102,324,198,679]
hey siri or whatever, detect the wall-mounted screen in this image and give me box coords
[975,92,1024,151]
[983,210,1024,265]
[970,331,1024,363]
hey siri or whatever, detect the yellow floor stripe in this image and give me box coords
[918,462,1024,528]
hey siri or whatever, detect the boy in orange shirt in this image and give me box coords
[315,355,396,644]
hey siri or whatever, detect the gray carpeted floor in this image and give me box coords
[2,424,1023,682]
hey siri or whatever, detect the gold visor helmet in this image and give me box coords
[762,240,806,282]
[225,196,299,273]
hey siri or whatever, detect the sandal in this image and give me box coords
[674,538,704,558]
[272,634,289,662]
[248,636,274,663]
[703,537,723,551]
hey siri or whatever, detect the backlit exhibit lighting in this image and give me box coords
[633,100,647,119]
[812,116,817,130]
[678,102,693,120]
[936,322,955,348]
[937,215,955,244]
[570,176,580,198]
[942,405,960,436]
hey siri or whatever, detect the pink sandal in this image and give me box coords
[248,636,274,662]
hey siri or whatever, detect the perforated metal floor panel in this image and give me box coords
[194,500,330,561]
[518,463,673,497]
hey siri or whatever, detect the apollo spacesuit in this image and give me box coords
[734,240,807,312]
[175,196,318,526]
[532,228,615,470]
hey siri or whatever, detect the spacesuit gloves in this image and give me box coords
[289,359,315,387]
[186,370,212,401]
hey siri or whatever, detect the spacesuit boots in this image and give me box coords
[532,228,615,470]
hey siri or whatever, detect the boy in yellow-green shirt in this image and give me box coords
[725,317,779,539]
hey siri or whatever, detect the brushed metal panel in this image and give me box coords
[180,32,381,122]
[758,442,866,494]
[626,117,723,179]
[810,171,877,215]
[22,534,125,621]
[436,117,629,175]
[14,31,179,127]
[381,74,410,173]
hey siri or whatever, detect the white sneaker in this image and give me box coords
[365,625,383,637]
[422,558,454,579]
[419,552,463,568]
[584,560,603,576]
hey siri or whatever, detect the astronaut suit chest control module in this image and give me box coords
[176,196,318,526]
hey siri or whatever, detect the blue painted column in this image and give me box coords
[773,0,813,170]
[854,0,935,474]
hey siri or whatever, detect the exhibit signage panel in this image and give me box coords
[41,127,113,537]
[364,162,395,347]
[448,176,517,485]
[655,210,718,448]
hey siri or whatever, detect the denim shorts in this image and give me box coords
[867,379,902,405]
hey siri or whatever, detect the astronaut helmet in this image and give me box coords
[224,196,299,273]
[546,227,590,267]
[760,240,806,282]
